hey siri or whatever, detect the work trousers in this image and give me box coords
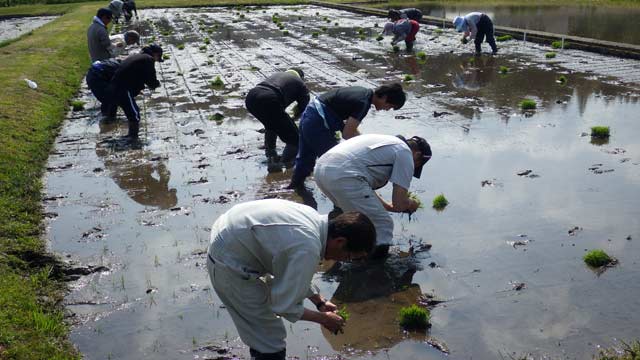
[206,256,287,355]
[475,14,498,53]
[313,164,394,246]
[111,86,141,124]
[86,70,115,116]
[405,20,420,51]
[245,86,299,162]
[291,104,339,185]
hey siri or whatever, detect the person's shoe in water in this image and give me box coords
[286,178,305,190]
[126,121,140,140]
[369,244,390,261]
[267,156,283,173]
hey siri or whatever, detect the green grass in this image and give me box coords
[591,126,611,138]
[210,75,224,88]
[432,194,449,210]
[520,98,537,110]
[496,34,513,42]
[398,304,430,331]
[545,51,557,58]
[583,249,613,267]
[597,340,640,360]
[336,305,350,321]
[499,65,509,74]
[70,100,84,111]
[416,51,427,60]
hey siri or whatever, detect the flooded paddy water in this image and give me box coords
[43,5,640,360]
[0,15,58,42]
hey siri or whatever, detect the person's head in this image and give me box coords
[123,30,140,45]
[141,44,164,62]
[325,212,376,262]
[286,67,304,80]
[388,9,401,21]
[96,8,113,26]
[397,135,432,178]
[453,16,466,32]
[372,82,406,111]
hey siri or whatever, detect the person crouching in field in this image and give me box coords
[453,12,498,55]
[382,10,420,51]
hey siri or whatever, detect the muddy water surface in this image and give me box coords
[45,5,640,360]
[0,16,57,42]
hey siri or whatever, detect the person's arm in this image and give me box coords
[375,192,394,211]
[295,87,310,119]
[101,29,115,57]
[388,184,419,213]
[301,308,345,333]
[307,293,337,312]
[342,117,360,139]
[143,59,161,90]
[467,18,478,41]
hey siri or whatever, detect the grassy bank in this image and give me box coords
[0,0,301,358]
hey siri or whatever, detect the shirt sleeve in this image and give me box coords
[467,17,478,40]
[143,59,161,89]
[389,146,414,190]
[297,85,310,113]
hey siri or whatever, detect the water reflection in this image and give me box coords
[95,121,178,209]
[376,2,640,44]
[320,255,426,351]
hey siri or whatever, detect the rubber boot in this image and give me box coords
[250,348,286,360]
[267,156,283,173]
[127,121,140,139]
[280,143,298,169]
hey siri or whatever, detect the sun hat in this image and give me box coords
[453,16,466,32]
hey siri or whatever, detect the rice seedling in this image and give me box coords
[551,40,565,49]
[408,192,423,208]
[434,28,443,34]
[210,76,224,89]
[312,32,320,38]
[557,75,567,84]
[334,22,339,26]
[177,43,185,50]
[209,112,225,124]
[203,38,210,44]
[590,126,610,138]
[392,45,400,53]
[403,74,414,81]
[545,52,556,59]
[321,26,327,32]
[499,66,509,74]
[399,304,430,331]
[336,305,350,321]
[71,100,85,111]
[416,51,427,60]
[496,34,512,42]
[432,194,448,210]
[376,35,384,41]
[199,45,207,51]
[374,23,379,28]
[239,14,245,19]
[283,30,289,36]
[519,99,537,110]
[583,249,612,267]
[357,28,364,35]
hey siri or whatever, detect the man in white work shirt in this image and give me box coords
[314,134,432,259]
[206,199,376,360]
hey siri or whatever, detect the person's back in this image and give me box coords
[112,53,159,94]
[318,86,373,124]
[209,199,326,276]
[401,8,422,21]
[87,16,111,61]
[258,72,309,108]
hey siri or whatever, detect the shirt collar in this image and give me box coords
[93,16,106,27]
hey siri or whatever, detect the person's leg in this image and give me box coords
[207,260,287,356]
[116,88,141,138]
[245,89,282,159]
[475,16,489,54]
[249,348,286,360]
[485,17,498,54]
[270,110,299,165]
[290,107,336,188]
[405,40,414,52]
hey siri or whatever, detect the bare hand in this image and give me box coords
[322,312,345,334]
[319,300,337,312]
[406,199,420,213]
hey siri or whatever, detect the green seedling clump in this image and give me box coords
[282,30,289,36]
[403,74,414,82]
[551,40,563,49]
[496,34,512,42]
[434,28,443,34]
[583,249,612,267]
[432,194,448,210]
[177,43,185,50]
[71,100,85,111]
[520,99,537,110]
[399,304,430,331]
[374,23,379,28]
[392,45,400,53]
[590,126,610,138]
[408,192,424,208]
[162,54,170,61]
[204,38,210,44]
[199,45,207,51]
[209,113,224,124]
[558,75,567,84]
[321,26,327,32]
[336,306,350,321]
[334,22,339,26]
[239,14,245,19]
[376,35,384,41]
[545,52,557,59]
[357,28,364,35]
[312,32,320,38]
[416,51,427,60]
[210,76,224,88]
[499,66,509,74]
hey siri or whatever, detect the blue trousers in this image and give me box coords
[291,105,339,185]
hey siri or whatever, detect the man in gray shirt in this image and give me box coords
[87,8,113,62]
[453,12,498,55]
[314,134,431,259]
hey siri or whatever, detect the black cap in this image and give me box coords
[388,9,401,19]
[397,135,432,178]
[142,44,164,62]
[97,8,113,19]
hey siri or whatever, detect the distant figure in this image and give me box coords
[314,134,431,259]
[109,45,163,139]
[87,8,113,62]
[206,199,376,360]
[390,8,423,22]
[110,30,140,57]
[288,83,406,189]
[245,68,310,172]
[108,0,124,23]
[453,12,498,55]
[86,58,121,117]
[383,10,420,51]
[122,0,138,22]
